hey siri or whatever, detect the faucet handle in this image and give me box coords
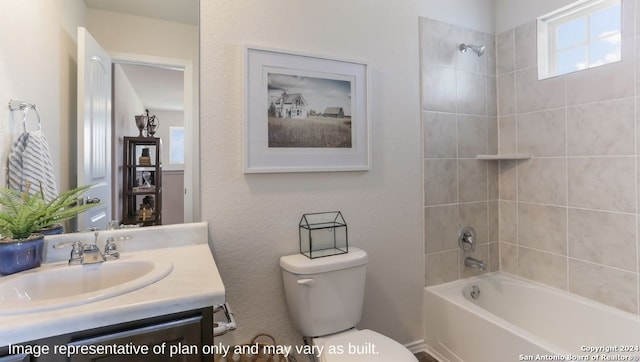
[104,236,132,260]
[458,226,476,252]
[53,240,84,265]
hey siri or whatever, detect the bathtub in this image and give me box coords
[424,272,640,362]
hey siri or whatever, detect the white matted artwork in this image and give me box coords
[243,46,370,173]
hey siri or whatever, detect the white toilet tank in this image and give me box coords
[279,247,368,337]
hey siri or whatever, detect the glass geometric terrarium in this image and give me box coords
[299,211,348,259]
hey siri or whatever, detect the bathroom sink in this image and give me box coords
[0,259,173,315]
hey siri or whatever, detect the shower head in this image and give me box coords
[459,43,485,57]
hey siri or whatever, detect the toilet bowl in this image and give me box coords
[313,329,417,361]
[280,247,417,361]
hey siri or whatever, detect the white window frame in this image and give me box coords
[537,0,621,79]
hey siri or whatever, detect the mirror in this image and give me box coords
[0,0,200,229]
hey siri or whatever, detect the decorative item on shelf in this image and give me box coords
[0,183,100,275]
[134,109,160,137]
[299,211,348,259]
[139,205,153,221]
[142,171,152,186]
[134,114,146,137]
[142,195,155,211]
[139,147,151,165]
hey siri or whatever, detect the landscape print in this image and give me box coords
[267,72,353,148]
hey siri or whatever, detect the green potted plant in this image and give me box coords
[0,184,99,275]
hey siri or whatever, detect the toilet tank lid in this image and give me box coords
[280,247,367,274]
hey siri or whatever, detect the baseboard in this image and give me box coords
[404,339,427,354]
[423,344,450,362]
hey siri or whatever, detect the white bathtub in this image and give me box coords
[424,272,640,362]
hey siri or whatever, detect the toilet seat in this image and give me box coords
[314,329,417,362]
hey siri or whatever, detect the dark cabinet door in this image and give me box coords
[67,316,202,362]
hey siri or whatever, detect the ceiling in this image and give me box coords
[83,0,198,112]
[117,63,184,112]
[83,0,198,25]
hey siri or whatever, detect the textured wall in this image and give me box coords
[201,0,424,353]
[496,0,640,315]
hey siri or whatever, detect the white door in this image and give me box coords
[77,27,112,230]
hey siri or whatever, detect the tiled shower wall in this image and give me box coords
[420,18,500,286]
[497,0,640,315]
[422,0,640,317]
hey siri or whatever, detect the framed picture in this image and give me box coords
[243,46,370,173]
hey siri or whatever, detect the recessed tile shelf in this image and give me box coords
[476,154,533,160]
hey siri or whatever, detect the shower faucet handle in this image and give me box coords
[458,226,476,252]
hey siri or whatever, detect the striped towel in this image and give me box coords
[7,130,58,201]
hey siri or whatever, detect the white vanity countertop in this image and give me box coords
[0,222,226,346]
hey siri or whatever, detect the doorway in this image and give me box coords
[111,54,196,225]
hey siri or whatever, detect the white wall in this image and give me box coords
[201,0,424,352]
[112,64,145,221]
[418,0,495,33]
[0,0,86,192]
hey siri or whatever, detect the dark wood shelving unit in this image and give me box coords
[121,136,162,226]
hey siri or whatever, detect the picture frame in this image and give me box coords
[243,45,370,173]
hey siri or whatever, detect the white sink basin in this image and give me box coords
[0,259,173,315]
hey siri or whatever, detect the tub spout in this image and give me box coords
[464,256,485,271]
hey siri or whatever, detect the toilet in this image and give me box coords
[280,247,418,361]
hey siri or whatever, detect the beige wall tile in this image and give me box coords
[420,18,457,68]
[568,157,635,213]
[565,43,634,106]
[457,71,487,115]
[517,109,566,157]
[499,200,517,243]
[516,67,565,113]
[568,208,637,272]
[497,73,516,116]
[497,30,514,75]
[459,202,488,244]
[488,117,498,155]
[518,247,568,290]
[498,116,516,154]
[518,203,567,255]
[484,33,497,76]
[514,21,536,71]
[423,65,456,112]
[488,161,499,200]
[424,159,457,206]
[567,99,635,156]
[500,242,517,274]
[569,260,638,314]
[518,158,567,206]
[425,205,459,254]
[486,76,498,117]
[458,159,487,202]
[499,160,517,201]
[458,115,487,158]
[424,112,457,158]
[489,242,500,272]
[425,250,459,286]
[488,201,499,242]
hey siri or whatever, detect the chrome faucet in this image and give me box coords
[464,256,485,271]
[53,232,131,265]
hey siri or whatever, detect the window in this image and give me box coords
[169,127,185,165]
[538,0,621,79]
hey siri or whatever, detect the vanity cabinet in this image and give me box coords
[0,307,212,362]
[122,136,162,226]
